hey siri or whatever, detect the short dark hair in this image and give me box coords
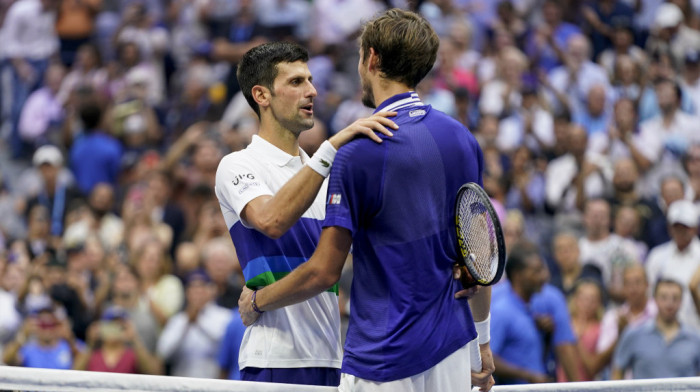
[79,103,103,131]
[505,242,540,281]
[360,8,439,88]
[237,42,309,117]
[654,278,683,296]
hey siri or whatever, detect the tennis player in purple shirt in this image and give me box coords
[239,9,495,391]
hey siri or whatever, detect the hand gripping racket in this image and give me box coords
[454,183,506,374]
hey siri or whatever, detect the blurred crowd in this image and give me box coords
[1,0,700,385]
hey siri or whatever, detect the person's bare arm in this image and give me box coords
[556,342,583,381]
[238,226,352,324]
[493,355,551,383]
[241,113,397,239]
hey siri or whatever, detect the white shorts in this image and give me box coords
[338,340,474,392]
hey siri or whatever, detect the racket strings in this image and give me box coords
[457,190,499,282]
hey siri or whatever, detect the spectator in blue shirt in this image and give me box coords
[2,298,81,369]
[491,243,552,384]
[217,309,246,380]
[613,279,700,379]
[69,102,123,195]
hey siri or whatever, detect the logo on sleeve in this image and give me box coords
[320,159,330,168]
[328,193,342,205]
[232,173,255,186]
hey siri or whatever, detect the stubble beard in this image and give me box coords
[361,78,376,109]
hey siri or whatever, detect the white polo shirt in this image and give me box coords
[646,237,700,331]
[215,135,342,370]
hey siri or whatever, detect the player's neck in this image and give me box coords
[372,78,413,109]
[258,121,301,157]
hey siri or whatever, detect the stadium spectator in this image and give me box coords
[612,279,700,379]
[644,175,685,249]
[2,297,80,370]
[131,238,183,327]
[107,264,160,354]
[646,199,700,331]
[201,237,243,309]
[25,145,83,239]
[69,103,123,195]
[156,270,230,378]
[562,279,605,381]
[491,244,551,384]
[73,305,162,374]
[218,309,246,381]
[597,265,657,379]
[3,0,60,159]
[18,62,66,149]
[635,78,699,196]
[579,198,639,302]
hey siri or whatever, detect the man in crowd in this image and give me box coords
[613,279,700,379]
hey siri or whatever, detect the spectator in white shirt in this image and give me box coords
[646,199,700,331]
[545,125,610,214]
[634,78,700,197]
[546,34,610,116]
[579,198,640,303]
[3,0,60,159]
[156,270,231,378]
[18,62,66,149]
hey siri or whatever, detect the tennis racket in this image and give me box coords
[454,182,506,373]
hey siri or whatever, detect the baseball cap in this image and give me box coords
[667,200,699,227]
[25,295,55,316]
[686,50,700,64]
[185,269,212,286]
[654,3,683,29]
[101,306,129,321]
[32,145,63,167]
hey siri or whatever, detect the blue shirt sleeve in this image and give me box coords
[531,286,576,346]
[548,290,576,346]
[218,309,246,380]
[490,304,509,355]
[613,327,634,370]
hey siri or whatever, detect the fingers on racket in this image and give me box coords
[470,340,483,372]
[454,263,477,289]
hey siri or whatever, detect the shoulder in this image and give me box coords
[647,242,673,260]
[216,149,255,178]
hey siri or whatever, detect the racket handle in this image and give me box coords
[470,339,482,372]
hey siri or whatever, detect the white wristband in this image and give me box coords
[475,313,490,345]
[306,140,337,178]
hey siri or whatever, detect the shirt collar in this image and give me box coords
[374,91,424,114]
[249,135,309,167]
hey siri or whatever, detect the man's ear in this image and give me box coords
[252,85,271,109]
[367,47,380,73]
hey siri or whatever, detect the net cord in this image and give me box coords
[2,366,700,392]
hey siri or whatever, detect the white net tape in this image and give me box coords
[0,366,335,392]
[1,367,699,392]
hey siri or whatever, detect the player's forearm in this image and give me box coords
[255,227,351,311]
[468,286,491,322]
[252,166,326,239]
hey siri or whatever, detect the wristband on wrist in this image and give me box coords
[475,313,490,344]
[251,290,264,314]
[306,140,337,178]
